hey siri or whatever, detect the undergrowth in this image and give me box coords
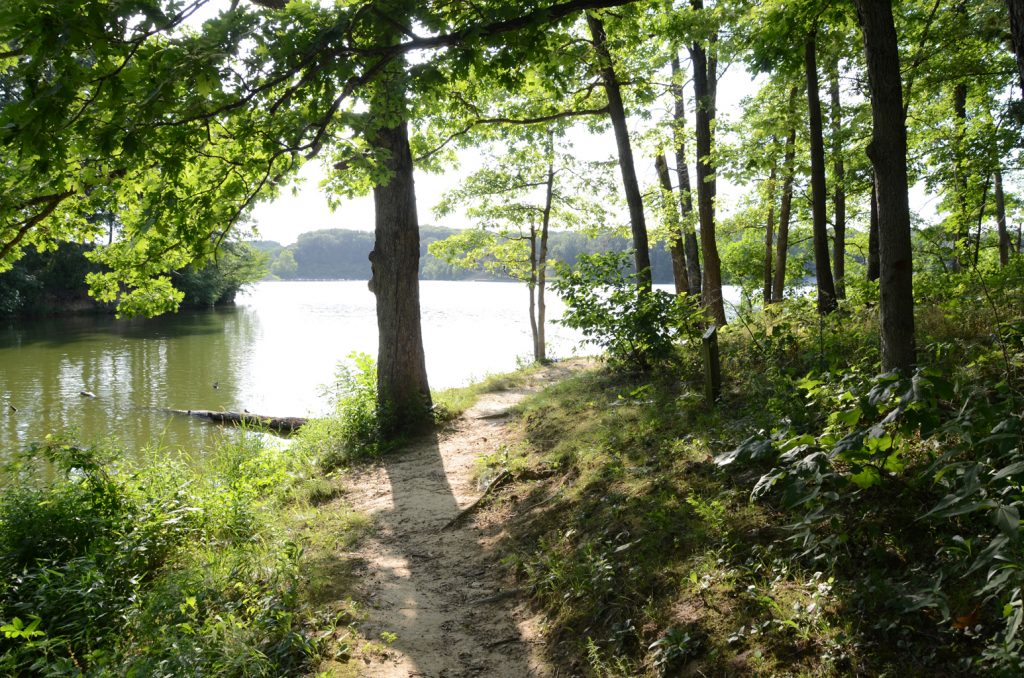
[490,262,1024,676]
[0,431,340,676]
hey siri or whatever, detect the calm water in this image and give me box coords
[0,281,591,457]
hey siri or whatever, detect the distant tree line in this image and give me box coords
[255,226,702,283]
[0,242,266,317]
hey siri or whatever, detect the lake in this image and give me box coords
[0,280,744,458]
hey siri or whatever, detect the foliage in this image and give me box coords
[553,251,704,371]
[171,242,267,308]
[295,352,383,471]
[0,434,324,675]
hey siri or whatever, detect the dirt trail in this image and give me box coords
[335,363,580,678]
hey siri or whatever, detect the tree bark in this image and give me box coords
[689,0,726,324]
[656,153,690,295]
[1008,0,1024,94]
[528,223,540,362]
[671,53,702,295]
[764,165,777,304]
[537,136,554,362]
[868,173,881,281]
[854,0,917,374]
[996,168,1010,267]
[369,93,432,436]
[805,30,838,314]
[951,81,970,271]
[830,68,847,299]
[587,13,652,291]
[772,88,798,303]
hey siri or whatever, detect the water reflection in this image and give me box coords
[1,280,754,461]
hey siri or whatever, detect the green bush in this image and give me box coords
[0,434,322,676]
[296,352,384,471]
[553,251,705,372]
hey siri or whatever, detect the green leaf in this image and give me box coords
[993,505,1021,540]
[992,462,1024,482]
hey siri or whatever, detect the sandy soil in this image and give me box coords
[331,363,583,678]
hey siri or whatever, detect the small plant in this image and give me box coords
[650,625,703,677]
[299,352,384,470]
[553,251,704,372]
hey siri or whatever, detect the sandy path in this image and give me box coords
[336,365,579,678]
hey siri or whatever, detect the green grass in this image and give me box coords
[0,428,367,676]
[431,361,548,422]
[480,275,1024,676]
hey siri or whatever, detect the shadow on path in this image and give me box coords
[342,394,550,677]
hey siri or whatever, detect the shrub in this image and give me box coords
[553,251,704,372]
[297,352,383,471]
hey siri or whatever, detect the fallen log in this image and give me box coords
[168,409,307,434]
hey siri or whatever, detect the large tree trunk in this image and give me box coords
[868,173,881,281]
[996,168,1011,267]
[1008,0,1024,93]
[772,88,798,303]
[690,0,726,324]
[830,68,847,300]
[671,53,702,295]
[587,13,652,291]
[854,0,917,374]
[805,30,838,314]
[656,153,690,295]
[764,165,777,304]
[369,99,432,436]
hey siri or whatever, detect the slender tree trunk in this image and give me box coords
[854,0,917,374]
[868,173,881,281]
[689,0,726,324]
[368,108,432,435]
[973,178,990,269]
[656,153,690,295]
[671,53,702,294]
[528,223,540,362]
[952,82,970,271]
[1008,0,1024,93]
[764,165,777,304]
[587,13,652,291]
[830,68,847,300]
[996,168,1011,266]
[538,136,555,362]
[805,30,838,314]
[772,88,798,303]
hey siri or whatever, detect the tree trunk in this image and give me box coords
[369,97,432,436]
[587,13,652,291]
[830,68,847,300]
[689,0,726,324]
[772,88,798,303]
[996,168,1010,266]
[528,223,541,362]
[1008,0,1024,93]
[973,177,990,269]
[952,81,970,271]
[671,53,702,295]
[805,30,838,314]
[537,136,554,362]
[655,153,690,295]
[764,165,777,304]
[854,0,917,374]
[868,173,881,281]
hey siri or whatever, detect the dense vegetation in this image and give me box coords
[480,260,1024,675]
[0,242,266,317]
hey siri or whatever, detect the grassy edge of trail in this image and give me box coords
[0,359,550,676]
[470,294,1024,676]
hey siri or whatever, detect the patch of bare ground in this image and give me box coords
[320,360,589,678]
